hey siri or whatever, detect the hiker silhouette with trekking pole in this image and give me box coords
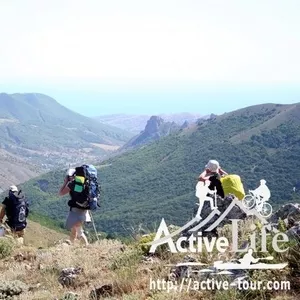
[195,160,228,219]
[195,180,218,220]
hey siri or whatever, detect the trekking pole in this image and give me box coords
[89,211,100,242]
[214,187,217,208]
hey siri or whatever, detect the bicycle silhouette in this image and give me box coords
[242,180,273,218]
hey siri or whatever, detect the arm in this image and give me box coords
[219,168,228,176]
[59,177,71,196]
[198,170,211,182]
[0,205,6,223]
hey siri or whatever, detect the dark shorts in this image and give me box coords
[66,207,88,230]
[209,176,225,198]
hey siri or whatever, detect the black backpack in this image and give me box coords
[208,173,225,198]
[6,191,29,231]
[70,165,100,210]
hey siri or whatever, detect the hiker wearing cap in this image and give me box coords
[198,160,228,181]
[59,168,89,246]
[198,160,228,198]
[0,185,29,243]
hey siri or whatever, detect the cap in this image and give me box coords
[205,160,220,172]
[9,185,18,192]
[66,168,76,177]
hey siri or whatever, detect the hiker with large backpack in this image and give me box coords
[198,159,246,200]
[0,185,29,244]
[59,164,100,245]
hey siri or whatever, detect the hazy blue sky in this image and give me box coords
[0,0,299,116]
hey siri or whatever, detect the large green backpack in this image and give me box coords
[70,165,100,210]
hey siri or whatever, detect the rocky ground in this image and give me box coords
[0,203,300,299]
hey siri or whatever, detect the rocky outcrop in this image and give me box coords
[89,284,114,299]
[181,121,189,129]
[144,116,164,135]
[122,116,180,149]
[270,203,300,240]
[186,196,248,236]
[270,203,300,224]
[58,267,83,288]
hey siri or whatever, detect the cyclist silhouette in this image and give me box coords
[250,179,271,210]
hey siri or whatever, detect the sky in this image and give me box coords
[0,0,299,116]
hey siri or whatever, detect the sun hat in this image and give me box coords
[66,168,76,177]
[9,185,18,192]
[205,160,220,172]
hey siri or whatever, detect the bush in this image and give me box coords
[0,238,14,259]
[0,280,28,299]
[137,233,156,255]
[110,248,143,271]
[136,228,178,259]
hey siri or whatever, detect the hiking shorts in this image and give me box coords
[66,207,88,230]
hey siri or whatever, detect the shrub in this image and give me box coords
[0,280,28,298]
[110,247,142,271]
[0,238,14,259]
[137,233,156,255]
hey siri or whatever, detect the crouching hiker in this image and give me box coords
[0,185,29,244]
[198,160,228,198]
[59,165,100,246]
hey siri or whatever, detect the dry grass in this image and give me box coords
[0,217,299,299]
[24,220,68,248]
[0,239,127,299]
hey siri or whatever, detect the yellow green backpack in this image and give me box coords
[220,174,245,200]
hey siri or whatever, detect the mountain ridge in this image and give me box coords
[94,112,204,133]
[0,93,134,189]
[0,93,132,141]
[18,101,300,237]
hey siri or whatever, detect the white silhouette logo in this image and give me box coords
[147,179,289,271]
[214,248,287,270]
[195,180,217,220]
[242,179,273,218]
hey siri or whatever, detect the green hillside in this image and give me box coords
[19,102,300,237]
[0,93,133,170]
[0,93,132,145]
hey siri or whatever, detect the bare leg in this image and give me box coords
[80,232,89,246]
[77,225,89,246]
[70,226,78,244]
